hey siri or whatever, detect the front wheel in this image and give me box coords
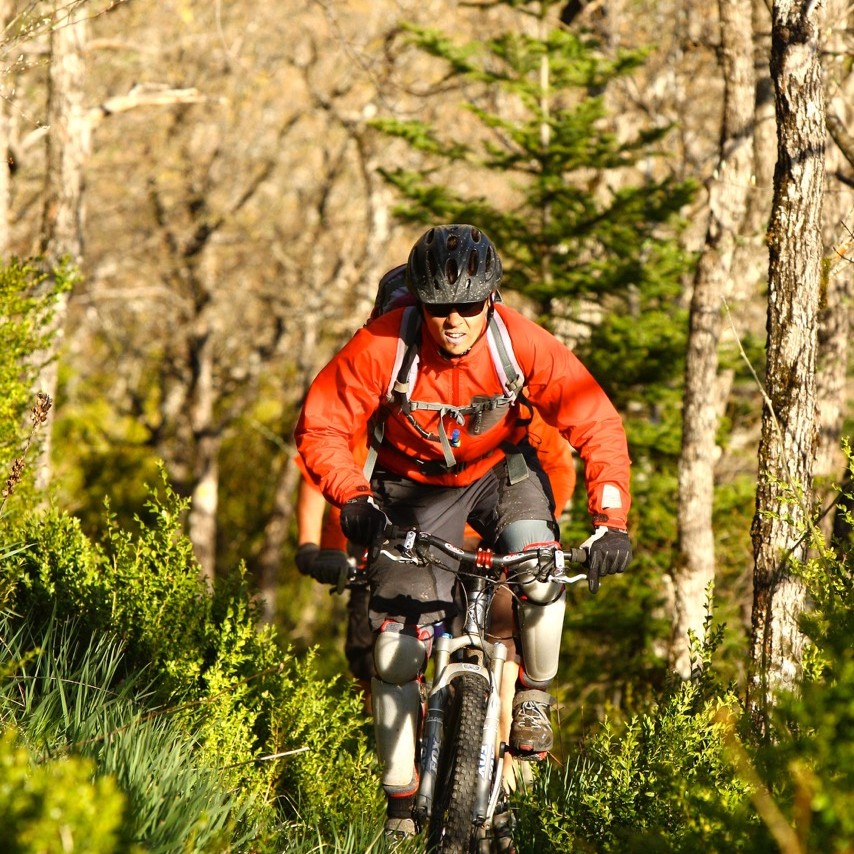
[427,672,489,854]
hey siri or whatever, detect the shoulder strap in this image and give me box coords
[391,306,422,412]
[363,306,422,480]
[485,310,523,397]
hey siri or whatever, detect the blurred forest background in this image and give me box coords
[4,0,853,708]
[1,0,853,848]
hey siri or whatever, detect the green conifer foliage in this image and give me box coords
[372,0,696,718]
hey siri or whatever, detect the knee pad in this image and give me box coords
[498,521,563,605]
[373,624,429,684]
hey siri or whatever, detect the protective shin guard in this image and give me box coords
[517,588,566,686]
[372,677,422,794]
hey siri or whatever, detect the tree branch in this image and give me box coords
[827,110,854,170]
[88,85,207,126]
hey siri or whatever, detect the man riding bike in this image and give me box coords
[295,223,633,839]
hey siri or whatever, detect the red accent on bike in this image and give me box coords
[475,548,493,568]
[523,540,561,551]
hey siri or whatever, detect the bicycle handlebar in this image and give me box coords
[383,526,588,585]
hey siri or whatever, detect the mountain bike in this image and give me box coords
[379,528,589,854]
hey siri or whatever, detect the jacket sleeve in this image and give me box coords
[509,311,632,529]
[294,320,395,508]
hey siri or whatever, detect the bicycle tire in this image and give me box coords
[427,671,490,854]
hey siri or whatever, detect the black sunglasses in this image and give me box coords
[422,299,488,318]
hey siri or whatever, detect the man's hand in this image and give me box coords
[296,543,320,577]
[581,526,632,594]
[296,543,350,589]
[340,495,388,546]
[312,549,351,589]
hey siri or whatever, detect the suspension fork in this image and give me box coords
[465,575,507,821]
[416,575,508,823]
[475,638,507,822]
[415,631,452,821]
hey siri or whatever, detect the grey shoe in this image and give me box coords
[384,816,417,840]
[509,689,555,756]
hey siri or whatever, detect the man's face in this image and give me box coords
[421,298,489,356]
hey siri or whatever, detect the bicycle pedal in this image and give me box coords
[509,747,547,762]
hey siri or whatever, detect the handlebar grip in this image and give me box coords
[385,524,412,540]
[567,547,588,566]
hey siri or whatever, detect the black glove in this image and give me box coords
[581,526,632,594]
[312,548,351,589]
[295,542,351,589]
[296,543,320,576]
[340,495,388,547]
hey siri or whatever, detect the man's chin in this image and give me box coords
[441,336,469,354]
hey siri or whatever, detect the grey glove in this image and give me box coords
[581,526,632,594]
[295,543,350,589]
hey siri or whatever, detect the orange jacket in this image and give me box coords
[527,409,576,515]
[295,303,630,528]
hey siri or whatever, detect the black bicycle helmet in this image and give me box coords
[405,224,503,305]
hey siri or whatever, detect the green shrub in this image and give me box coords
[514,616,755,852]
[0,612,268,852]
[4,472,380,842]
[0,258,71,523]
[0,727,130,854]
[755,464,854,854]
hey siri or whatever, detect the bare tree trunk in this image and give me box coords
[187,320,220,584]
[36,0,89,491]
[256,448,300,624]
[747,0,825,738]
[673,0,755,677]
[814,0,852,541]
[0,0,12,257]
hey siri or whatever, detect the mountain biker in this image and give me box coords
[294,264,579,730]
[293,265,416,715]
[294,224,632,838]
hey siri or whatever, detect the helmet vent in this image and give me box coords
[471,228,481,242]
[425,228,436,244]
[447,234,459,251]
[467,250,478,277]
[485,247,495,275]
[426,250,439,282]
[445,259,459,284]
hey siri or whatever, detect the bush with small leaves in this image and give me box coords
[0,728,131,854]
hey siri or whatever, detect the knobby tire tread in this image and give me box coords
[428,672,489,854]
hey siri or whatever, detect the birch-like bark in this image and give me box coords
[748,0,825,738]
[673,0,755,677]
[814,0,852,541]
[36,1,89,492]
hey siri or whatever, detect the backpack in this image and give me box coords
[363,270,529,482]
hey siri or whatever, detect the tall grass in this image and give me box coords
[0,611,265,852]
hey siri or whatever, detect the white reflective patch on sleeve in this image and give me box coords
[602,484,622,509]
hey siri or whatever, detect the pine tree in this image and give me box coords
[371,0,697,717]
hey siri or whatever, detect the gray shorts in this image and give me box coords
[366,442,558,629]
